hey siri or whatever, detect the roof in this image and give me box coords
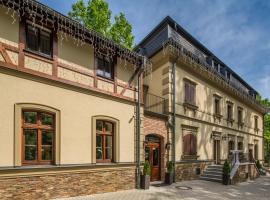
[137,16,257,94]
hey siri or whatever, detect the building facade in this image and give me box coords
[0,1,267,199]
[138,16,267,182]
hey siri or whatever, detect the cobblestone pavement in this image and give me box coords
[57,176,270,200]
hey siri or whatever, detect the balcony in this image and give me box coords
[144,93,166,115]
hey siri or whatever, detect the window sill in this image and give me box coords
[24,49,53,61]
[183,102,198,110]
[213,113,223,118]
[97,75,114,82]
[181,155,199,160]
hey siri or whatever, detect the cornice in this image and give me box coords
[162,38,268,114]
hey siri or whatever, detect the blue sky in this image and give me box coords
[40,0,270,99]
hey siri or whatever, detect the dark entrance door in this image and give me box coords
[213,140,221,164]
[145,135,161,181]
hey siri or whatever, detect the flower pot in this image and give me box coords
[222,174,230,185]
[165,172,173,185]
[141,175,150,189]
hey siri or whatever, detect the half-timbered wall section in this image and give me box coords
[0,4,141,103]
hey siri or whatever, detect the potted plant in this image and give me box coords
[141,161,150,189]
[222,160,231,185]
[165,161,174,185]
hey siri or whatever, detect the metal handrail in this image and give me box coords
[144,93,166,114]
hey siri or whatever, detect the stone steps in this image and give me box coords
[200,165,223,183]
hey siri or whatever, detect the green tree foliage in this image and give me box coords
[68,0,134,49]
[110,13,134,49]
[257,95,270,163]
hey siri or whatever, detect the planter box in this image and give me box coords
[140,175,150,189]
[222,174,230,185]
[165,172,173,185]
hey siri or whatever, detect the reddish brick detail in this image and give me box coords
[143,114,168,181]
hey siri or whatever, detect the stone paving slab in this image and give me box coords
[57,176,270,200]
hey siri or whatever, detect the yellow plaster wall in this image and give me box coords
[0,71,136,167]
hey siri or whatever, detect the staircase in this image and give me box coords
[200,165,223,183]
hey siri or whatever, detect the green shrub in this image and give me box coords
[166,161,174,173]
[143,161,151,176]
[223,160,231,176]
[256,160,262,170]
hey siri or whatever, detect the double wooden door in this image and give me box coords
[145,142,160,181]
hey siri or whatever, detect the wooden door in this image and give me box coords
[213,140,221,164]
[145,142,160,181]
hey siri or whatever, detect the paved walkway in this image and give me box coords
[58,176,270,200]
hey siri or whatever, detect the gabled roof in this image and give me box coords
[137,16,257,94]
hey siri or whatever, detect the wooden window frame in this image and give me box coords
[184,80,196,106]
[96,55,114,80]
[237,107,244,126]
[96,120,114,163]
[25,23,53,59]
[183,133,197,156]
[226,103,234,122]
[254,116,259,130]
[21,110,55,165]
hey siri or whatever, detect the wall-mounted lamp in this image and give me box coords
[165,142,172,150]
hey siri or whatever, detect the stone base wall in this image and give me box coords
[175,162,210,181]
[232,164,259,184]
[0,166,136,200]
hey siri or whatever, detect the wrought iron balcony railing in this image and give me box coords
[144,93,166,115]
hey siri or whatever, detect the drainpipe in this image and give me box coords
[136,58,144,189]
[172,62,176,182]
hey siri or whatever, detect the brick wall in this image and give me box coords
[143,114,168,180]
[0,166,135,200]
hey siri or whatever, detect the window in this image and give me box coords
[254,116,258,130]
[214,98,221,115]
[238,107,243,124]
[228,140,234,155]
[96,120,114,162]
[96,55,114,79]
[183,133,197,156]
[26,24,52,57]
[22,111,54,165]
[227,104,233,121]
[184,81,196,105]
[254,144,258,160]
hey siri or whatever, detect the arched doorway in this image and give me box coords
[145,134,161,181]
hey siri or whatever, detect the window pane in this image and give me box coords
[105,136,112,160]
[42,146,52,160]
[96,147,103,160]
[25,146,37,161]
[42,131,53,145]
[24,129,37,161]
[40,30,51,55]
[104,122,113,133]
[153,148,159,166]
[24,129,37,145]
[105,147,112,160]
[24,112,37,124]
[106,136,112,148]
[27,25,38,51]
[96,135,102,148]
[41,113,53,126]
[96,120,103,131]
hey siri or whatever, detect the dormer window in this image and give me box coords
[26,24,52,57]
[96,55,114,80]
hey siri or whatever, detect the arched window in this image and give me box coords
[22,110,55,165]
[183,133,197,156]
[96,120,114,163]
